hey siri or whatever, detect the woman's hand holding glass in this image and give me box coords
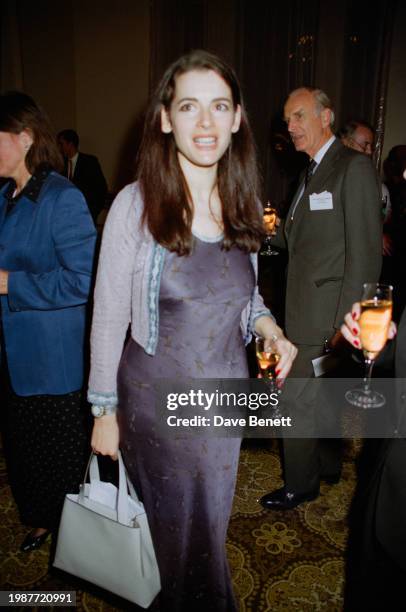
[341,302,397,350]
[342,297,397,408]
[254,316,297,380]
[255,332,297,401]
[267,334,297,380]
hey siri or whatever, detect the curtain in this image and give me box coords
[0,0,24,93]
[149,0,396,200]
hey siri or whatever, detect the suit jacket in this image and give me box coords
[67,152,108,222]
[273,139,382,346]
[0,170,96,395]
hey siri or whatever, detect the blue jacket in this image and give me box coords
[0,169,96,396]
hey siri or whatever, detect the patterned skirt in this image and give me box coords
[2,388,91,530]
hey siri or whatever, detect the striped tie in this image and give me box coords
[305,159,316,187]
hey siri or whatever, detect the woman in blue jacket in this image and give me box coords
[0,92,96,552]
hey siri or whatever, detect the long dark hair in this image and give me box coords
[0,91,63,174]
[137,50,263,255]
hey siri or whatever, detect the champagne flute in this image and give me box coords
[345,283,393,409]
[260,204,279,256]
[255,336,280,383]
[255,336,281,403]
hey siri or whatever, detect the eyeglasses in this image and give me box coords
[348,137,374,155]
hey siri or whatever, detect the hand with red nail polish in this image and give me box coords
[254,318,298,380]
[341,301,397,350]
[340,303,361,348]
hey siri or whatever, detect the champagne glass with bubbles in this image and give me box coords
[345,283,392,409]
[255,336,280,395]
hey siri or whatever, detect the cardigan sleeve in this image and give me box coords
[88,184,141,406]
[240,253,273,344]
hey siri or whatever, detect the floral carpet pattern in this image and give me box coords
[0,440,356,611]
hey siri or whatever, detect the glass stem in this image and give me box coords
[363,358,375,394]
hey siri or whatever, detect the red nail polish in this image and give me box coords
[352,312,356,320]
[352,328,358,335]
[275,369,280,375]
[354,339,359,347]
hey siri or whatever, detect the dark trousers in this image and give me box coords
[281,344,342,493]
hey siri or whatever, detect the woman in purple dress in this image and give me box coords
[88,50,297,611]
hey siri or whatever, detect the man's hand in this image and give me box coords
[383,233,393,256]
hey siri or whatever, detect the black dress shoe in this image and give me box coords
[320,472,341,485]
[20,530,50,552]
[259,486,319,510]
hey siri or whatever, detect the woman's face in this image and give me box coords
[0,130,31,180]
[161,69,241,171]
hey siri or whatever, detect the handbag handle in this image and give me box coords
[79,451,140,525]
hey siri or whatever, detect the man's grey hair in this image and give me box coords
[288,87,335,126]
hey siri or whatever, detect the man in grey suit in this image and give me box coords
[260,87,382,510]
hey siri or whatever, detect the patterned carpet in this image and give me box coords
[0,438,357,611]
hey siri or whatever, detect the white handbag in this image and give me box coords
[54,451,161,608]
